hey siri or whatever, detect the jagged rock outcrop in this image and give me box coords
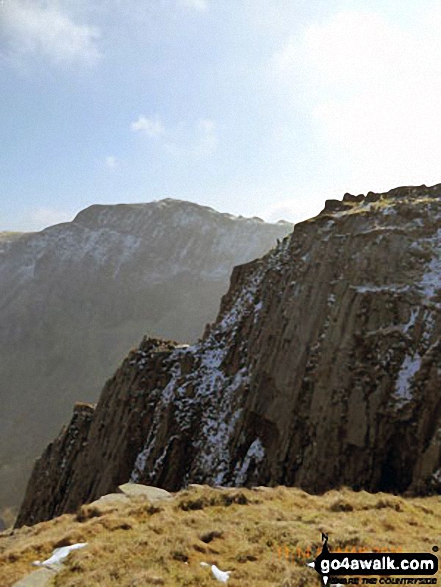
[0,200,290,516]
[17,185,441,527]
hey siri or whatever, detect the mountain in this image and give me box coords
[16,184,441,528]
[0,199,291,519]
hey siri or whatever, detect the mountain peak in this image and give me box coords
[0,199,291,519]
[71,199,279,233]
[16,182,441,528]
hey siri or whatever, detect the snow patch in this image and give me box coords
[420,254,441,299]
[416,228,441,300]
[402,308,419,333]
[233,438,265,485]
[33,543,87,567]
[130,242,289,485]
[354,284,410,294]
[393,353,421,406]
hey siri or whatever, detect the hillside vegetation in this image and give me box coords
[2,485,440,586]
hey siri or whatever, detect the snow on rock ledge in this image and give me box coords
[17,184,441,527]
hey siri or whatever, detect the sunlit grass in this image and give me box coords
[1,485,440,586]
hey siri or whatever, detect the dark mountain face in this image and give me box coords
[0,199,291,516]
[17,184,441,528]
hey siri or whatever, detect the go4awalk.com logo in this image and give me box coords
[307,534,439,585]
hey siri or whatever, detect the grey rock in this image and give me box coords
[12,568,57,587]
[117,483,172,501]
[0,200,291,515]
[17,184,441,527]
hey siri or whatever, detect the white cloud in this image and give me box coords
[131,115,165,137]
[271,8,441,192]
[105,156,117,168]
[178,0,207,11]
[131,114,217,157]
[0,1,100,65]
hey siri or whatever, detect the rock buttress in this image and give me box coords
[16,339,179,526]
[17,184,441,526]
[15,402,95,526]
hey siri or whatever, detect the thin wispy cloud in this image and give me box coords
[105,156,117,168]
[8,1,438,234]
[271,7,441,192]
[131,114,217,158]
[0,0,100,65]
[165,118,217,157]
[131,115,165,137]
[178,0,207,12]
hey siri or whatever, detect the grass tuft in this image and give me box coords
[1,485,440,586]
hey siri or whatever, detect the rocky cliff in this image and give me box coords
[17,185,441,527]
[0,200,290,517]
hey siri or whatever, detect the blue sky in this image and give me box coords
[1,0,441,231]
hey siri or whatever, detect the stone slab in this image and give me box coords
[89,493,130,507]
[12,568,57,587]
[117,483,172,501]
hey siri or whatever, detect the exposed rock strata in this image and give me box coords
[0,200,290,514]
[17,185,441,527]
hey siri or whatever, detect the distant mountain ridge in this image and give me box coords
[16,184,441,527]
[0,199,291,520]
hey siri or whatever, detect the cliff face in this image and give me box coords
[0,200,290,516]
[17,185,441,527]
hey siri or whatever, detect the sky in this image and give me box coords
[1,0,441,231]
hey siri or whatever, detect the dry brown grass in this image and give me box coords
[0,486,440,586]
